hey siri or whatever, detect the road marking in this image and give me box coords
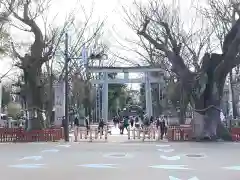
[30,143,47,145]
[223,166,240,170]
[8,164,46,169]
[169,176,199,180]
[156,144,170,147]
[20,156,42,161]
[149,165,191,170]
[184,154,206,159]
[103,153,133,159]
[41,149,59,153]
[56,144,71,148]
[160,155,181,161]
[158,149,174,153]
[78,164,117,168]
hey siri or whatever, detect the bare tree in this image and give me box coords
[4,0,73,130]
[124,0,240,140]
[121,0,213,123]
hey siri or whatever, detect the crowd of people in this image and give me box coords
[112,115,168,139]
[72,114,168,140]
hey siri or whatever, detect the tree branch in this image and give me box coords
[138,18,190,76]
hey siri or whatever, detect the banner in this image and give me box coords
[54,82,65,126]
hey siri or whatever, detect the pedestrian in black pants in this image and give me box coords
[85,117,89,135]
[98,119,104,135]
[159,116,165,140]
[74,116,80,142]
[156,117,160,129]
[130,117,134,128]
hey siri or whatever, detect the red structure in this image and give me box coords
[0,127,64,142]
[230,127,240,141]
[167,125,240,142]
[167,125,193,141]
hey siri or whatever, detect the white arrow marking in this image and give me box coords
[8,164,46,169]
[223,166,240,170]
[149,165,191,170]
[158,149,174,153]
[78,164,117,168]
[30,143,46,145]
[41,149,59,153]
[160,155,181,161]
[156,144,170,147]
[169,176,199,180]
[56,144,71,148]
[20,156,42,161]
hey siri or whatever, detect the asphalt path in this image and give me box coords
[1,141,240,180]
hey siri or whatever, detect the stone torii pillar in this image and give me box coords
[102,72,108,122]
[145,72,153,117]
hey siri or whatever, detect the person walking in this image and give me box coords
[123,116,129,133]
[156,116,160,129]
[159,115,166,140]
[113,116,117,128]
[98,118,105,135]
[85,117,89,135]
[74,116,79,142]
[130,116,134,128]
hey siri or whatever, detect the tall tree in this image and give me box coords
[125,0,240,140]
[7,0,73,130]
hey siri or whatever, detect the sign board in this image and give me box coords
[54,82,65,126]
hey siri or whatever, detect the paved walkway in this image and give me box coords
[1,141,240,180]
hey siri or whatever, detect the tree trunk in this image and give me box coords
[191,53,232,141]
[24,66,44,130]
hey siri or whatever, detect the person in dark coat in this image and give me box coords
[130,116,134,128]
[98,118,105,135]
[119,116,125,134]
[85,117,89,135]
[74,116,79,142]
[150,116,154,124]
[113,116,117,127]
[135,116,140,129]
[164,116,168,136]
[159,116,166,140]
[74,116,79,126]
[156,117,160,129]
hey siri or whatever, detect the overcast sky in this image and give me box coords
[0,0,202,87]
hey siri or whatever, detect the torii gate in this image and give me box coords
[88,66,165,121]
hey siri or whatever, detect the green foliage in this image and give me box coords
[108,84,127,109]
[2,86,11,107]
[108,73,128,114]
[7,102,21,119]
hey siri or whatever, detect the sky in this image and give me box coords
[0,0,205,89]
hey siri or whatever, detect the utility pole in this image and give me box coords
[64,33,69,142]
